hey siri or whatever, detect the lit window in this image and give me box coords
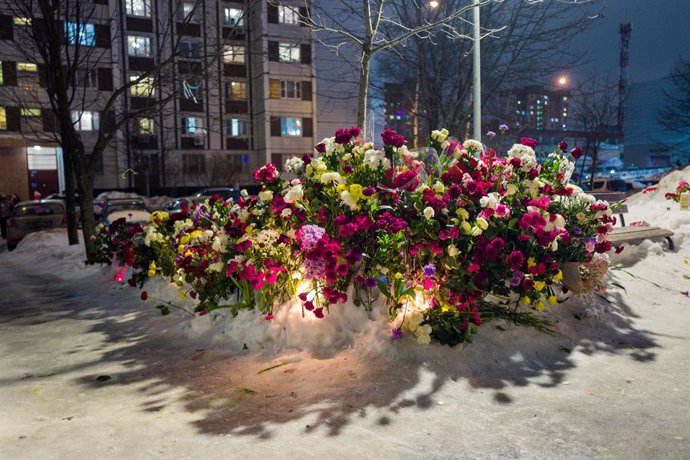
[0,62,3,85]
[65,22,95,46]
[0,107,6,130]
[71,111,100,131]
[126,0,151,17]
[180,2,198,22]
[181,116,203,134]
[280,80,301,99]
[278,5,300,25]
[129,75,155,97]
[278,43,300,62]
[181,79,203,102]
[17,63,38,72]
[226,81,247,100]
[138,117,155,134]
[223,7,244,26]
[21,108,41,117]
[178,41,200,58]
[563,97,567,101]
[223,45,245,64]
[128,35,152,57]
[14,17,31,26]
[280,117,302,136]
[227,118,246,137]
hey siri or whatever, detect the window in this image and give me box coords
[280,117,302,136]
[278,43,300,63]
[180,2,198,22]
[280,80,301,99]
[65,22,95,46]
[181,116,203,135]
[178,41,200,59]
[127,35,152,57]
[181,79,203,102]
[75,68,97,88]
[126,0,151,17]
[183,154,206,175]
[71,111,100,131]
[278,5,300,25]
[129,75,155,97]
[21,108,41,117]
[17,63,37,72]
[0,107,6,130]
[138,117,155,134]
[13,17,31,26]
[227,118,246,137]
[0,62,3,85]
[223,7,244,26]
[223,45,245,64]
[226,81,247,100]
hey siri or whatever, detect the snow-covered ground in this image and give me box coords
[0,168,689,459]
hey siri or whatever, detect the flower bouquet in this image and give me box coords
[96,127,616,346]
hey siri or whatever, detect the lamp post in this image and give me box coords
[472,0,481,141]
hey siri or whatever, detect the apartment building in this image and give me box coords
[0,0,354,199]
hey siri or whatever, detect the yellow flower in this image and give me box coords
[150,211,169,222]
[521,296,531,305]
[456,208,470,221]
[147,261,156,277]
[535,301,545,311]
[190,230,203,239]
[553,270,563,280]
[349,184,364,201]
[394,272,404,280]
[447,244,460,257]
[336,183,347,193]
[177,244,185,254]
[548,295,558,306]
[179,291,188,300]
[476,217,489,230]
[527,257,536,268]
[179,234,191,245]
[534,281,545,292]
[461,221,472,234]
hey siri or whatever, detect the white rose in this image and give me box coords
[423,207,435,220]
[284,184,303,203]
[258,190,273,201]
[448,244,460,257]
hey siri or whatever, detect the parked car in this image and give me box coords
[101,198,150,226]
[161,195,210,213]
[193,188,240,202]
[576,178,629,193]
[6,200,66,250]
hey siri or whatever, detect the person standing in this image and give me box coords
[0,194,9,239]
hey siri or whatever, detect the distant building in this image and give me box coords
[623,77,690,168]
[382,82,414,144]
[0,1,357,199]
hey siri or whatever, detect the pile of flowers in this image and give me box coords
[664,181,690,202]
[96,127,616,346]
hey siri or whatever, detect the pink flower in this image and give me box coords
[519,137,538,149]
[381,128,406,148]
[570,147,583,159]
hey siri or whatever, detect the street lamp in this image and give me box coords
[429,0,440,8]
[557,75,568,87]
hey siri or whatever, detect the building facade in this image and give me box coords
[0,0,355,199]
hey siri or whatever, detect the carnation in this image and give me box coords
[462,139,483,153]
[285,156,305,175]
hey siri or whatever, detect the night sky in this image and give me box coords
[568,0,690,84]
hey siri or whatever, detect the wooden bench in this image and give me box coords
[591,191,675,250]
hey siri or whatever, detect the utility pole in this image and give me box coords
[472,0,481,141]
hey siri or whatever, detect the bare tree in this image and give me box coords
[299,0,506,139]
[571,76,619,185]
[658,57,690,151]
[374,0,598,143]
[1,0,226,261]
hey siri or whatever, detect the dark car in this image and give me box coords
[101,198,150,225]
[7,200,66,250]
[162,196,210,213]
[193,188,240,202]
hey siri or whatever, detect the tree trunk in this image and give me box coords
[78,170,98,263]
[358,53,371,140]
[62,140,80,245]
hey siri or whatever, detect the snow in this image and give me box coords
[1,182,689,458]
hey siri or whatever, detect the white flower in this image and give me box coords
[431,129,449,143]
[340,191,359,210]
[284,156,305,175]
[423,206,435,220]
[280,208,292,218]
[415,324,432,345]
[258,190,273,201]
[479,192,501,209]
[208,261,224,272]
[320,171,343,184]
[507,144,537,171]
[363,149,390,170]
[506,183,518,196]
[284,184,304,203]
[476,217,489,230]
[462,139,483,153]
[448,244,460,257]
[433,181,445,194]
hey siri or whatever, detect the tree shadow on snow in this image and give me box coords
[0,262,660,439]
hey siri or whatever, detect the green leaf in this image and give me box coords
[155,305,170,316]
[376,278,392,300]
[96,375,111,382]
[683,275,690,280]
[257,361,290,374]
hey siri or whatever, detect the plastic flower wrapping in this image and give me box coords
[664,181,690,202]
[95,127,617,346]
